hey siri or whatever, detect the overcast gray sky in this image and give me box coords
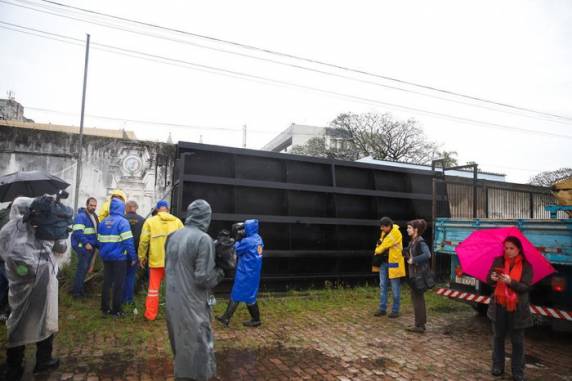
[0,0,570,183]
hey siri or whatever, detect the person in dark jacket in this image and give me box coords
[404,219,431,333]
[216,219,264,327]
[487,236,532,381]
[123,200,145,304]
[97,198,137,317]
[71,197,99,298]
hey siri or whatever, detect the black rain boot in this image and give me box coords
[243,302,261,327]
[216,300,239,327]
[34,335,59,374]
[6,345,25,381]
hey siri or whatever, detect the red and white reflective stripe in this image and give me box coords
[435,287,572,321]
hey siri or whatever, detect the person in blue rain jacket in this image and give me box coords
[97,198,137,317]
[71,197,99,298]
[216,219,263,327]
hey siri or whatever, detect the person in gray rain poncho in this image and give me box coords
[0,197,65,380]
[165,199,225,381]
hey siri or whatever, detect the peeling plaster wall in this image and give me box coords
[0,126,176,216]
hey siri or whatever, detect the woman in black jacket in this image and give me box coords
[404,219,431,333]
[487,236,532,381]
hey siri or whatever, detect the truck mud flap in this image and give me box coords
[436,287,572,321]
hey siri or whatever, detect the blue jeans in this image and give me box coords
[378,263,401,313]
[72,248,94,296]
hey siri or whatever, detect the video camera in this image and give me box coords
[55,189,69,203]
[24,190,73,241]
[231,222,246,242]
[214,229,237,276]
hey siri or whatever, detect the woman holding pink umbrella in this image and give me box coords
[487,236,532,381]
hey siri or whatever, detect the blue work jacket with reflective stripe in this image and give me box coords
[71,208,99,251]
[97,198,136,262]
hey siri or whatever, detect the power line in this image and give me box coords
[17,108,558,176]
[2,21,572,141]
[3,0,570,126]
[14,0,572,123]
[24,105,278,134]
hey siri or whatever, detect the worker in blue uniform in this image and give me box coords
[216,219,264,327]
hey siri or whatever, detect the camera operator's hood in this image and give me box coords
[244,219,259,237]
[185,199,211,232]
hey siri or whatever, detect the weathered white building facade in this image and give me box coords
[0,121,175,216]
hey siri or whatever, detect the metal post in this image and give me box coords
[529,192,534,218]
[73,34,90,212]
[431,177,437,272]
[176,153,188,218]
[484,185,489,218]
[242,124,247,148]
[473,165,478,218]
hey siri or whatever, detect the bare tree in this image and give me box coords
[291,112,456,165]
[529,168,572,187]
[290,136,357,160]
[290,137,329,158]
[433,151,459,167]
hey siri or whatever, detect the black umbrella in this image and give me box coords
[0,170,70,202]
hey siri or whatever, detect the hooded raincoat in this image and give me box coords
[138,211,183,268]
[230,219,263,304]
[97,198,136,263]
[0,197,60,348]
[165,199,225,381]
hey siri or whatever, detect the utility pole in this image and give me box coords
[242,124,247,148]
[74,34,90,212]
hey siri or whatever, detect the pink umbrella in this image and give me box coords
[455,227,556,285]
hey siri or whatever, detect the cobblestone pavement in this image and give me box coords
[2,293,572,381]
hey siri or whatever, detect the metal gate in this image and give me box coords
[431,163,556,278]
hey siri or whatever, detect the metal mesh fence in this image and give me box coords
[432,177,557,279]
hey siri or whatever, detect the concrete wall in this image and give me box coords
[0,125,176,216]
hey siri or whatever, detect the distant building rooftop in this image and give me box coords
[356,156,506,182]
[0,119,137,140]
[262,123,350,152]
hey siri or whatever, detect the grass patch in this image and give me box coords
[0,278,468,360]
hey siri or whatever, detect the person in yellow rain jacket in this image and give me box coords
[97,189,127,221]
[138,200,183,320]
[372,217,405,318]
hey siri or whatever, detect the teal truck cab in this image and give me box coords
[433,207,572,331]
